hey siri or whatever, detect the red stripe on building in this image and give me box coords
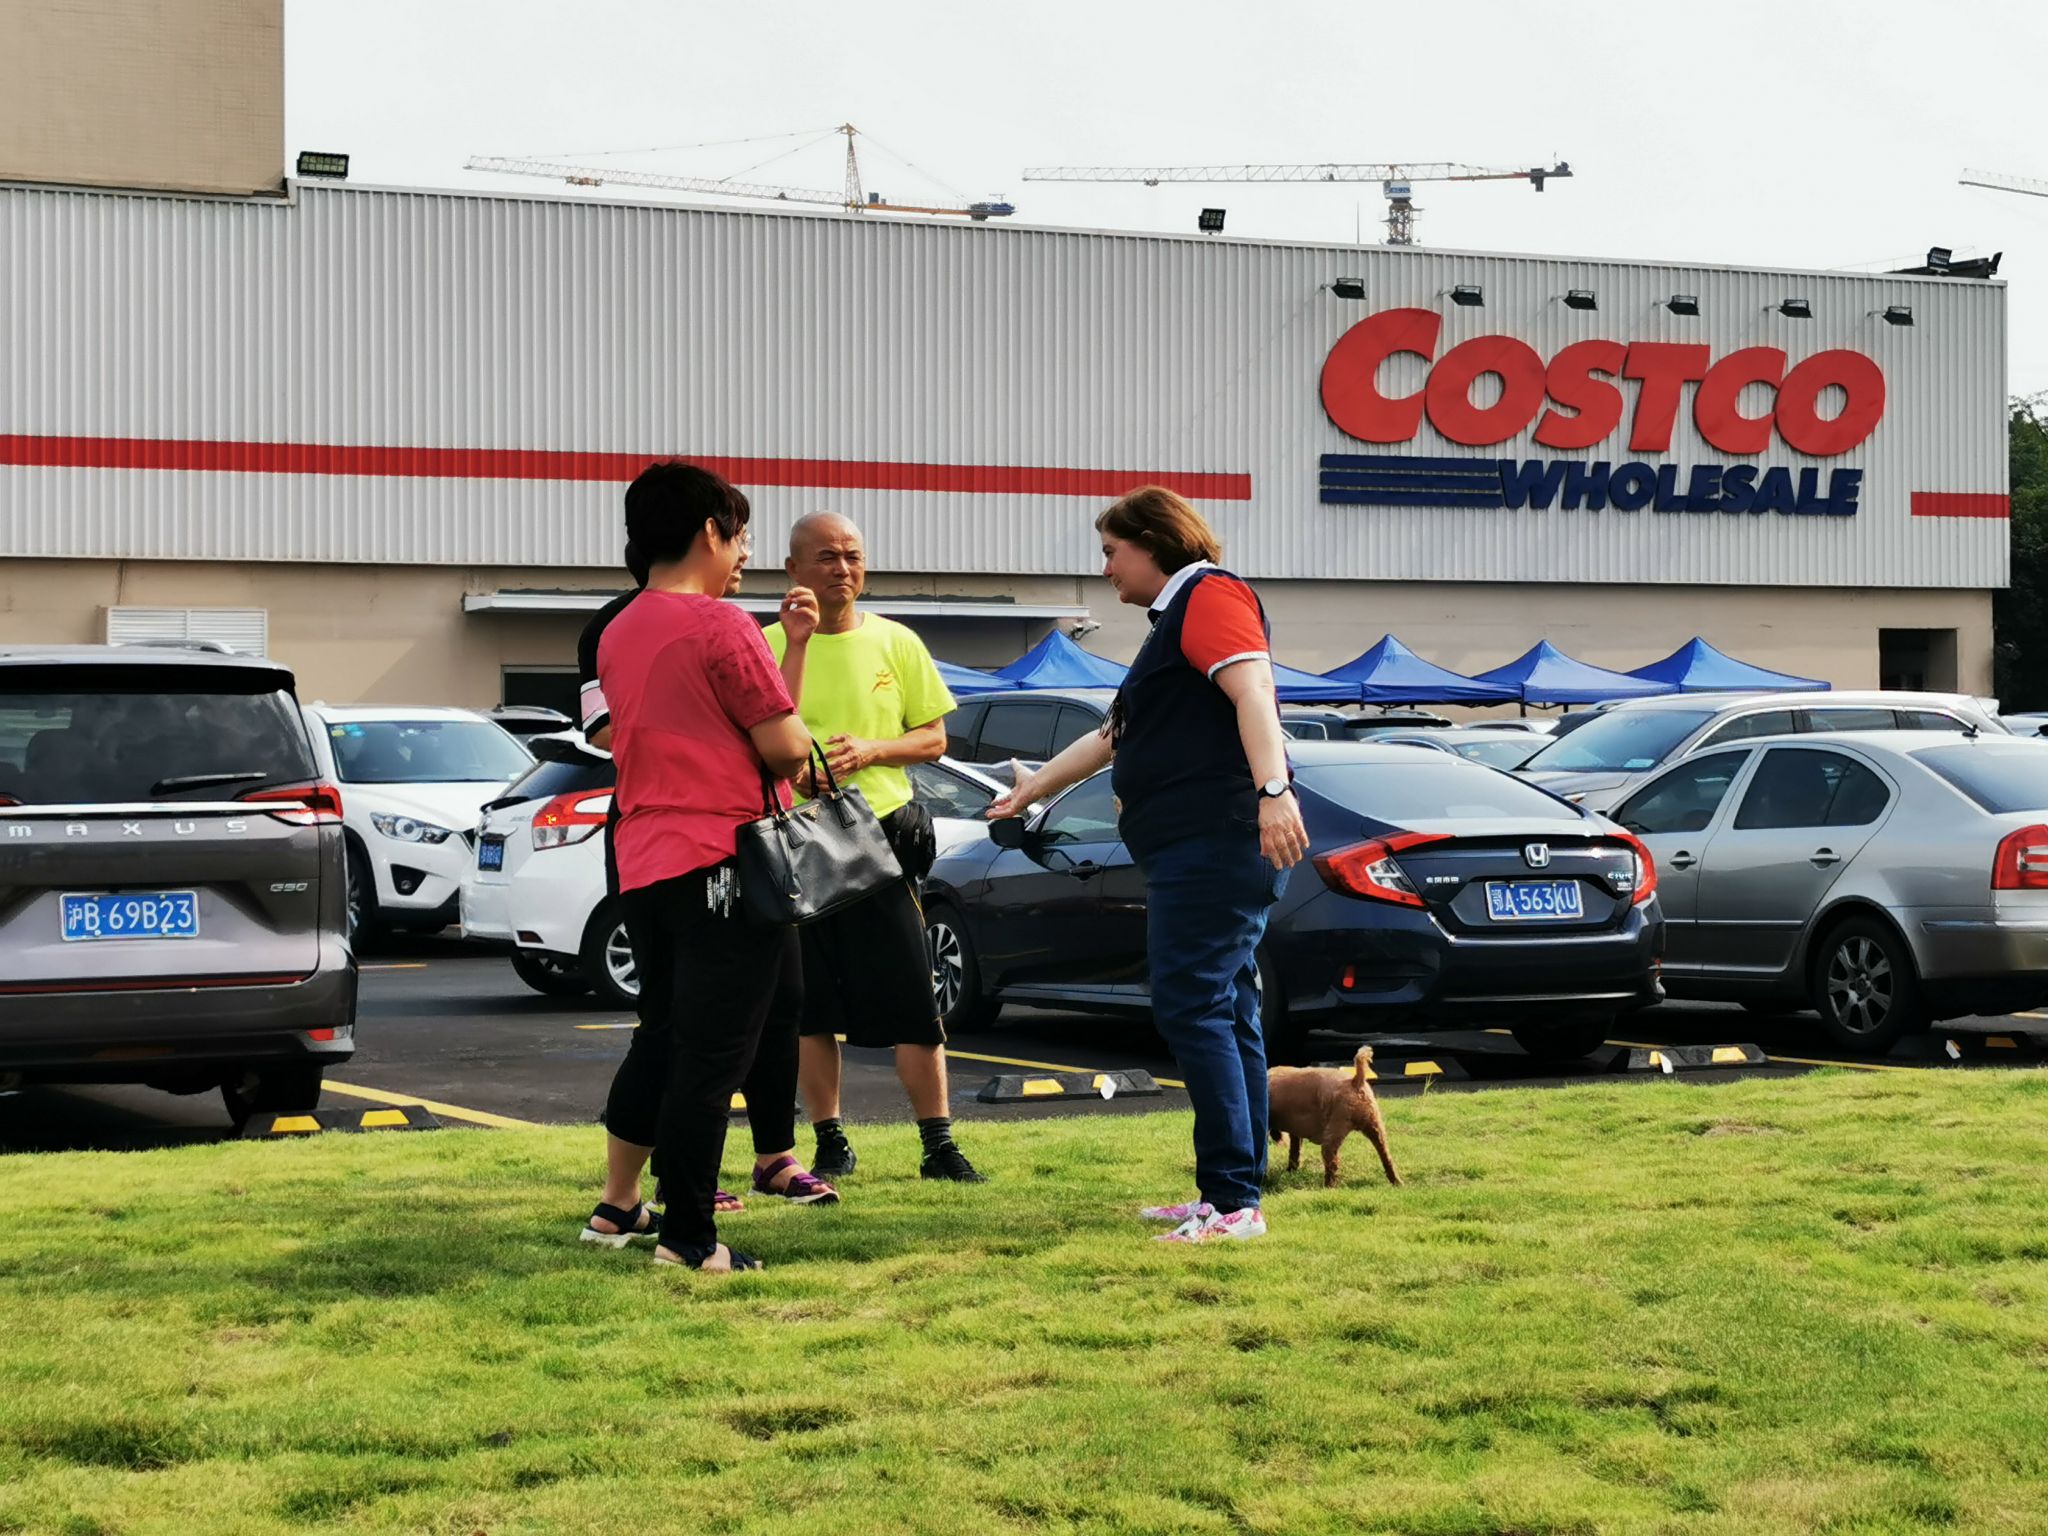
[1911,492,2009,519]
[0,434,1252,501]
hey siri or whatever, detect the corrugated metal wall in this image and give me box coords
[0,181,2008,587]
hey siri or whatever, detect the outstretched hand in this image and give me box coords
[985,761,1044,821]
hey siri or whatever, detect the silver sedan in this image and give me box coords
[1609,730,2048,1048]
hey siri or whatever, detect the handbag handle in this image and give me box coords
[758,742,842,816]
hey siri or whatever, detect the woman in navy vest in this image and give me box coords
[988,487,1308,1244]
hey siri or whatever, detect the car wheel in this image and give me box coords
[581,901,641,1012]
[1257,949,1310,1067]
[343,835,378,946]
[511,949,590,998]
[221,1063,325,1127]
[1811,916,1923,1052]
[925,901,998,1032]
[1508,1020,1614,1062]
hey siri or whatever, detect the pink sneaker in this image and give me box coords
[1139,1198,1214,1223]
[1155,1206,1267,1244]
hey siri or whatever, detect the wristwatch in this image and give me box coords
[1257,777,1292,800]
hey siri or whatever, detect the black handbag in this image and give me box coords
[734,746,904,927]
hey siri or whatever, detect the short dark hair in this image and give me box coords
[1095,486,1223,574]
[622,538,650,589]
[624,461,750,566]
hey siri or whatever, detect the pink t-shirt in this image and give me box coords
[597,590,795,892]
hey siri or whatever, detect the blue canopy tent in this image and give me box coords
[1268,660,1363,704]
[995,630,1129,690]
[1627,637,1828,694]
[1320,635,1520,704]
[935,659,1016,697]
[1472,641,1677,706]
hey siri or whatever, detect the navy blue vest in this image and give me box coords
[1111,567,1269,861]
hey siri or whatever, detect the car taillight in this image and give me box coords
[1993,824,2048,890]
[1614,831,1658,906]
[242,782,344,825]
[533,792,612,850]
[1312,831,1448,906]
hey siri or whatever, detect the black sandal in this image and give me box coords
[580,1200,660,1249]
[654,1242,764,1272]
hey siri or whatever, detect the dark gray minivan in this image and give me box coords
[0,646,356,1123]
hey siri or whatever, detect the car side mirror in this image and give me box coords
[988,817,1030,851]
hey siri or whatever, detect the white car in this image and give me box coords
[302,703,535,940]
[463,742,1004,1008]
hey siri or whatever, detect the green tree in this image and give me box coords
[1993,396,2048,707]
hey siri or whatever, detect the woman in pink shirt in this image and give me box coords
[585,462,831,1273]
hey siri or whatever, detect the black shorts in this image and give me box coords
[797,875,946,1048]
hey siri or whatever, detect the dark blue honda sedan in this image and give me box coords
[921,741,1664,1063]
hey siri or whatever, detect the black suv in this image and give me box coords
[0,646,355,1123]
[944,689,1114,768]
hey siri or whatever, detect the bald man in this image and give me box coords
[762,511,985,1183]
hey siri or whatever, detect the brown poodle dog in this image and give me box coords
[1267,1045,1402,1188]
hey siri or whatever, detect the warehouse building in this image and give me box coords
[0,4,2011,714]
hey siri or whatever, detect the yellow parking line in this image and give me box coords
[359,963,428,971]
[322,1079,537,1129]
[943,1045,1186,1092]
[1755,1053,1927,1075]
[2016,1011,2048,1022]
[575,1022,639,1031]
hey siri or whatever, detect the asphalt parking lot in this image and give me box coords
[4,933,2044,1155]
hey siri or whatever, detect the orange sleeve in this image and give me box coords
[1180,576,1269,678]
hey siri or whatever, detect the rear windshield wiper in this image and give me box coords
[149,771,272,796]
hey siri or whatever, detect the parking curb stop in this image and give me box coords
[1621,1043,1767,1074]
[977,1070,1162,1104]
[243,1105,441,1138]
[1311,1056,1470,1083]
[1887,1032,2047,1065]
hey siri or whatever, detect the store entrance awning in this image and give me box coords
[463,591,1091,622]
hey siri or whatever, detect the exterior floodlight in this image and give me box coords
[1564,289,1597,311]
[1198,207,1226,233]
[296,151,350,180]
[1450,284,1484,307]
[1666,294,1700,315]
[1330,277,1367,300]
[1779,298,1813,318]
[1882,305,1914,326]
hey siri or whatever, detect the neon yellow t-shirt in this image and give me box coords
[763,613,956,819]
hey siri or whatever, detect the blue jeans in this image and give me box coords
[1140,829,1289,1214]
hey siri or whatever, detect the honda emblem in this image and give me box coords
[1523,843,1552,869]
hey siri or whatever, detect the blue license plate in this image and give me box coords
[60,891,200,942]
[1485,880,1584,922]
[478,838,505,871]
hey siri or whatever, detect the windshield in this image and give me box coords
[0,670,316,806]
[1914,744,2048,813]
[1518,709,1714,775]
[1297,761,1581,822]
[1452,739,1540,770]
[326,719,533,785]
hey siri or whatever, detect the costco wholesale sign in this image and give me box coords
[0,181,2011,590]
[1320,309,1884,517]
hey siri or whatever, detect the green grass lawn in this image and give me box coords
[2,1071,2047,1536]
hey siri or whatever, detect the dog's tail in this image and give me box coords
[1351,1044,1374,1090]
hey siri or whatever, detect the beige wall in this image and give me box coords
[0,0,282,196]
[0,557,1997,709]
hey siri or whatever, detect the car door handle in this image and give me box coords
[1810,848,1840,867]
[1066,861,1101,878]
[1667,851,1697,870]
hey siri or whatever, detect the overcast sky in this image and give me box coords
[286,0,2048,396]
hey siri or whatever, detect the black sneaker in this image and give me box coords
[812,1140,857,1179]
[920,1145,987,1183]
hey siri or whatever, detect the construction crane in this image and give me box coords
[1961,167,2048,200]
[467,124,1015,220]
[1022,160,1571,244]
